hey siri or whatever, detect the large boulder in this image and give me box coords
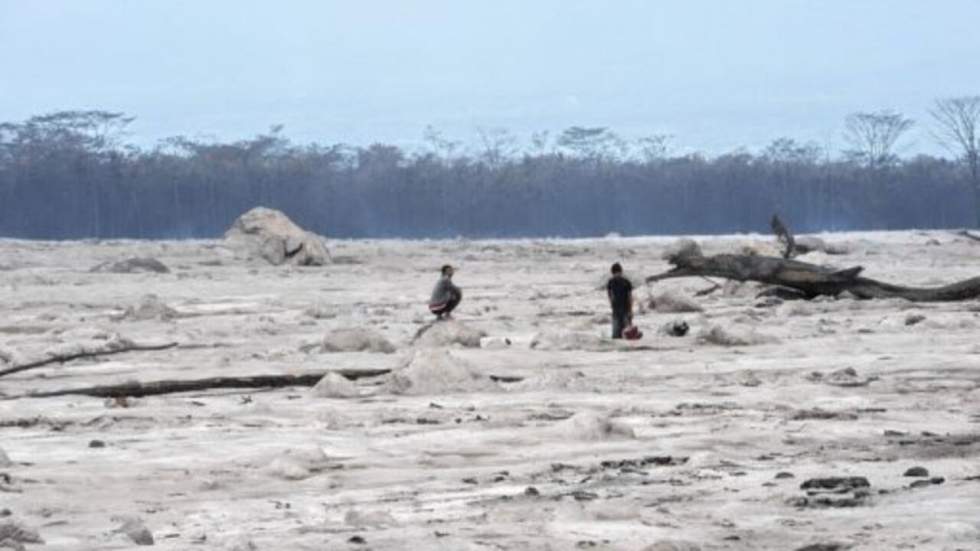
[225,207,330,266]
[412,320,486,348]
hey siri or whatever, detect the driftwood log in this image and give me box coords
[647,251,980,301]
[11,370,392,399]
[10,370,525,399]
[956,229,980,243]
[0,341,178,379]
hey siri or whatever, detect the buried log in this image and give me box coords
[956,229,980,243]
[11,370,394,399]
[0,341,178,379]
[10,369,526,399]
[647,251,980,302]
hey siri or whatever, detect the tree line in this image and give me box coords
[1,97,978,240]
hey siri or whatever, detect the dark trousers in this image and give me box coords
[431,291,461,318]
[611,311,631,339]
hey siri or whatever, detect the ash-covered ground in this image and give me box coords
[1,232,978,550]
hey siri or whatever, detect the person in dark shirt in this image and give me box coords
[606,262,634,338]
[429,264,462,320]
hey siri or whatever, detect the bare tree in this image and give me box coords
[843,110,914,169]
[930,96,980,227]
[423,125,461,161]
[634,134,672,163]
[475,126,516,168]
[529,130,550,156]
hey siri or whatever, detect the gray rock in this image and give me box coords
[643,541,701,551]
[90,257,170,274]
[117,518,154,546]
[904,313,926,326]
[0,521,43,545]
[117,294,178,322]
[903,466,929,477]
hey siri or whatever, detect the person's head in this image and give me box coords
[611,262,623,275]
[441,264,454,277]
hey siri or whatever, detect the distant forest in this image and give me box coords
[1,102,978,239]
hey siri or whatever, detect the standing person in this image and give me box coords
[606,262,633,338]
[429,264,462,320]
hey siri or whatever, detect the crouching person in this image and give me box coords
[429,264,462,320]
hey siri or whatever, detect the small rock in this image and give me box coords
[311,372,360,399]
[735,370,762,387]
[775,471,795,479]
[117,294,178,321]
[698,325,771,347]
[823,367,877,387]
[910,477,945,488]
[643,540,701,551]
[659,320,689,337]
[348,535,366,544]
[0,521,43,545]
[344,510,396,527]
[524,486,540,497]
[117,518,154,546]
[800,477,870,491]
[904,314,926,326]
[903,466,929,477]
[795,544,849,551]
[90,257,170,274]
[89,440,106,448]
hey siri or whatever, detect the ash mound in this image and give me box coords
[320,328,396,354]
[384,349,498,395]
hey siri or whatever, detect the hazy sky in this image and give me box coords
[2,0,979,155]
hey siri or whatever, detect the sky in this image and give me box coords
[2,0,979,156]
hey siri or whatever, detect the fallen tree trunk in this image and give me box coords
[11,369,527,399]
[12,369,394,399]
[0,341,178,379]
[956,229,980,243]
[646,253,980,301]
